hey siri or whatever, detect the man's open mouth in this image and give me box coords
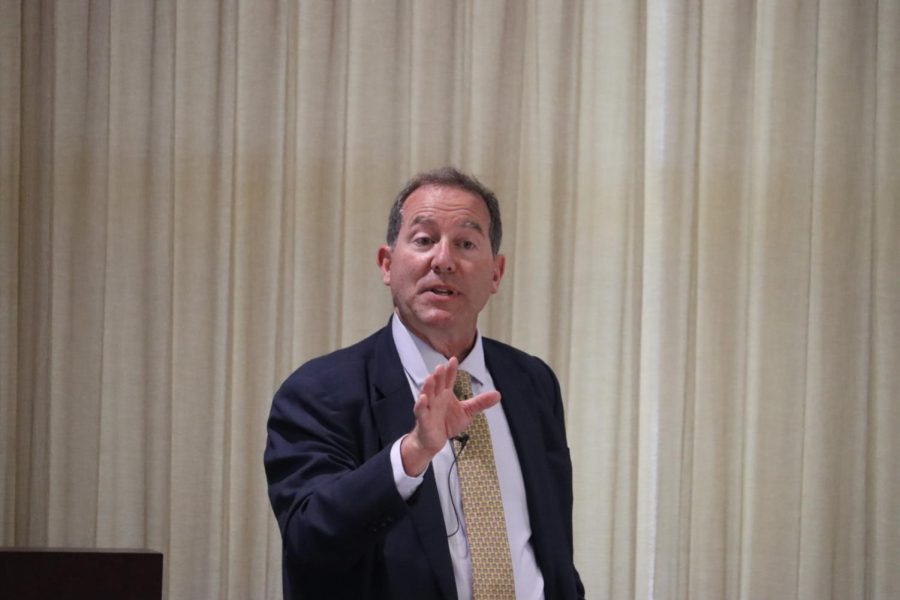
[427,287,456,296]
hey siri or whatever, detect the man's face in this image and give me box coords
[377,184,505,347]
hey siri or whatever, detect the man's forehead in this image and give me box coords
[408,213,484,232]
[400,186,490,230]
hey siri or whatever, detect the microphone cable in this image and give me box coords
[446,433,470,538]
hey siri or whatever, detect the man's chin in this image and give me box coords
[416,310,457,328]
[403,307,469,333]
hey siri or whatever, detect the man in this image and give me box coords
[265,167,584,599]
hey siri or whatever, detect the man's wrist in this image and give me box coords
[399,431,435,477]
[390,436,424,500]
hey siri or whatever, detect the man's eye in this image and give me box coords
[460,240,476,250]
[413,236,432,246]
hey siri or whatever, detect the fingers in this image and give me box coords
[460,390,501,417]
[430,357,457,396]
[444,356,459,392]
[412,359,500,449]
[416,357,459,420]
[413,391,429,417]
[420,367,435,402]
[421,357,459,401]
[410,358,463,457]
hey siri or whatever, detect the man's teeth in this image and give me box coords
[433,289,453,295]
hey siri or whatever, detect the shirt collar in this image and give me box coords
[391,313,489,389]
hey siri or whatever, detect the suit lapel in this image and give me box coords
[484,341,560,597]
[369,325,416,444]
[369,324,458,600]
[484,341,547,481]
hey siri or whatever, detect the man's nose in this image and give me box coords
[431,239,456,273]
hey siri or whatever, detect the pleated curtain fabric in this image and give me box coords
[453,369,516,599]
[1,2,898,599]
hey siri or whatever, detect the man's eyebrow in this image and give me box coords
[410,215,434,227]
[409,215,486,234]
[460,220,485,234]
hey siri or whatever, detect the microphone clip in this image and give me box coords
[453,433,470,451]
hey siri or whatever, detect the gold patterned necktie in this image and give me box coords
[453,369,516,599]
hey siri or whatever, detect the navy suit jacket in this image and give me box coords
[265,322,584,599]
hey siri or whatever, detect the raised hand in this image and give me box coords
[399,356,501,476]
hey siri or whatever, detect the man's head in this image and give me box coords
[377,168,506,357]
[386,167,503,256]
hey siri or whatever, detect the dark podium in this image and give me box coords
[0,548,163,600]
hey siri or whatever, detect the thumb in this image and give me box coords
[460,390,501,417]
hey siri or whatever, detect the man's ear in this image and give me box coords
[490,254,506,293]
[377,245,392,285]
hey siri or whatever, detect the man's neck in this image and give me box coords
[395,313,476,361]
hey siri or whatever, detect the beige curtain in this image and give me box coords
[1,1,897,599]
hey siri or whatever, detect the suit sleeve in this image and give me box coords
[263,365,409,570]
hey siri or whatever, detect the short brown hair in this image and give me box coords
[386,167,502,255]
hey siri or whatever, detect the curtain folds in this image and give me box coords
[1,1,897,599]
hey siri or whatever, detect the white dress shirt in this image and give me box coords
[388,315,544,600]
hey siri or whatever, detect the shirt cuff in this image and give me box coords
[391,435,425,500]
